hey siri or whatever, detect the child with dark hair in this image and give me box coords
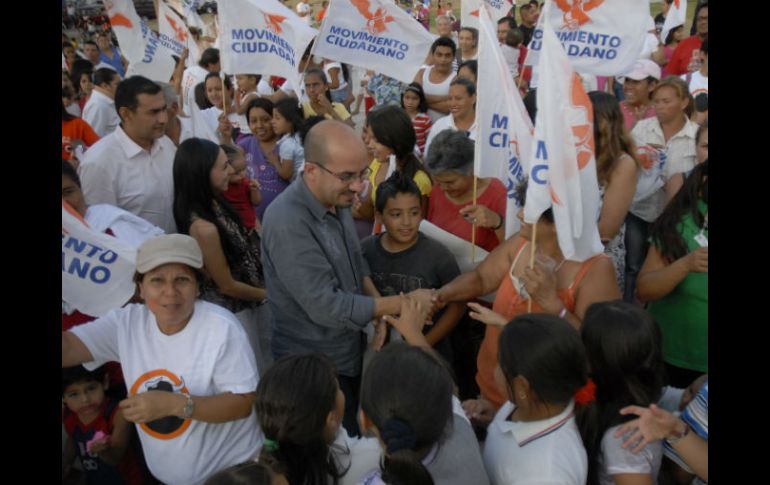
[272,98,306,181]
[221,144,261,231]
[482,313,589,484]
[62,365,145,485]
[203,461,277,485]
[361,172,465,362]
[401,83,432,157]
[577,300,666,485]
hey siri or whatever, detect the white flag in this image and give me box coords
[313,0,436,84]
[523,10,603,262]
[476,5,533,238]
[62,202,138,317]
[525,0,647,76]
[158,0,201,69]
[660,0,686,46]
[103,0,176,82]
[219,0,317,86]
[461,0,513,30]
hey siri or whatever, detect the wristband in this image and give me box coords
[491,213,504,230]
[558,307,567,319]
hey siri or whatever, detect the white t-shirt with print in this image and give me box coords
[72,301,261,485]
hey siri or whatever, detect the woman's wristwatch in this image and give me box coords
[491,213,504,230]
[181,393,194,420]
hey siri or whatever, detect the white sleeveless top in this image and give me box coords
[422,65,455,122]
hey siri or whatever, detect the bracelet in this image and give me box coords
[558,307,567,319]
[665,422,690,445]
[491,213,504,230]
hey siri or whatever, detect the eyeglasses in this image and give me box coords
[309,162,372,183]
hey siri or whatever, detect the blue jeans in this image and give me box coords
[623,213,650,303]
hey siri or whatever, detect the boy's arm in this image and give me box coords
[248,179,262,206]
[93,408,131,466]
[425,301,465,346]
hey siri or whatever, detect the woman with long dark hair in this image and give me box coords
[577,300,666,485]
[173,137,270,374]
[636,161,708,388]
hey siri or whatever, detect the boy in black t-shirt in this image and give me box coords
[361,173,466,363]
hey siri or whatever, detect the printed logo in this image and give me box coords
[351,0,395,35]
[103,1,133,28]
[568,72,594,170]
[166,15,188,42]
[554,0,605,30]
[263,12,288,34]
[130,369,191,440]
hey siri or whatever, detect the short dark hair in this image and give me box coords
[431,36,457,56]
[62,159,81,186]
[375,171,422,213]
[450,77,476,97]
[506,28,524,47]
[273,97,305,134]
[457,60,478,82]
[497,16,517,30]
[114,76,162,115]
[84,40,99,49]
[245,97,275,124]
[520,3,535,13]
[199,47,220,69]
[498,313,587,406]
[194,81,213,110]
[203,462,274,485]
[205,71,233,91]
[62,365,106,396]
[92,67,118,87]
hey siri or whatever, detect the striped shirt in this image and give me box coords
[411,112,432,157]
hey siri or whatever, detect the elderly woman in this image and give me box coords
[425,130,506,253]
[428,180,620,426]
[62,234,261,485]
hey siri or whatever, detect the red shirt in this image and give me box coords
[62,118,100,161]
[667,35,703,76]
[223,179,257,230]
[427,179,507,253]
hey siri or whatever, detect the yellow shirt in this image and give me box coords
[302,101,351,121]
[368,158,433,203]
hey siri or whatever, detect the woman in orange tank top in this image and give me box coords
[426,180,621,427]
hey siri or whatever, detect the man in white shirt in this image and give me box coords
[82,68,121,137]
[80,76,178,234]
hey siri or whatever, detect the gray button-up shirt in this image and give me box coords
[261,177,375,377]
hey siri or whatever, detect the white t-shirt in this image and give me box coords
[483,400,587,485]
[423,114,478,161]
[181,65,209,117]
[278,132,305,182]
[82,90,120,138]
[421,66,456,122]
[195,106,244,143]
[599,425,663,485]
[71,301,261,485]
[639,32,661,60]
[324,62,349,90]
[682,70,708,98]
[79,126,178,234]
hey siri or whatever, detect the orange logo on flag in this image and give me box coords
[673,0,681,8]
[569,73,594,170]
[471,9,479,17]
[351,0,395,35]
[263,13,288,34]
[166,15,188,42]
[554,0,604,31]
[108,13,133,29]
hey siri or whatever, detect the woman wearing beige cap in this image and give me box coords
[62,234,261,485]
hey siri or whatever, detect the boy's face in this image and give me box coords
[380,192,422,246]
[63,379,106,423]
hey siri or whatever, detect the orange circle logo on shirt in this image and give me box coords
[130,369,191,440]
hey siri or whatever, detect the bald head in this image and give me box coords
[304,120,366,166]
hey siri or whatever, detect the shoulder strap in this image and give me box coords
[510,238,530,270]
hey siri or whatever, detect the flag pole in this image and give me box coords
[221,73,229,117]
[527,220,537,313]
[471,175,478,263]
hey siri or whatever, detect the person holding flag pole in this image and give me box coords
[416,0,619,427]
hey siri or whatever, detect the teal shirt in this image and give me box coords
[648,200,708,372]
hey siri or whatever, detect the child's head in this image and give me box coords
[62,365,108,420]
[401,82,428,114]
[581,300,664,405]
[220,144,247,184]
[360,343,453,485]
[271,98,304,137]
[497,314,588,408]
[254,353,345,484]
[505,28,524,48]
[375,172,422,247]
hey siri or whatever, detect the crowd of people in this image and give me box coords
[61,1,708,484]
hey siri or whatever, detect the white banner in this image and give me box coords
[475,5,533,238]
[660,0,686,45]
[524,0,648,76]
[158,0,201,66]
[219,0,317,86]
[313,0,436,84]
[62,202,138,317]
[461,0,513,29]
[523,10,603,262]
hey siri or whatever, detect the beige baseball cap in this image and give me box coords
[136,234,203,273]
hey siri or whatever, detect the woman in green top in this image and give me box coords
[637,160,708,388]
